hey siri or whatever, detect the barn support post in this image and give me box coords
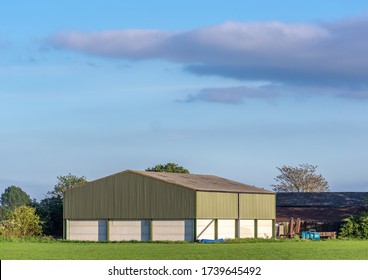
[63,219,66,240]
[236,193,240,238]
[254,219,258,238]
[214,219,218,239]
[149,219,153,241]
[272,219,276,238]
[65,219,70,240]
[106,219,110,241]
[193,219,197,242]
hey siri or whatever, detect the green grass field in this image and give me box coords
[1,238,368,260]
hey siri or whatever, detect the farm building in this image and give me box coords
[276,192,368,236]
[63,170,276,241]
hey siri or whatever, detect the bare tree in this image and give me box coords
[271,164,329,192]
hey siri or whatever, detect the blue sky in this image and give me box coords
[1,0,368,200]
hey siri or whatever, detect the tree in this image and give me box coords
[339,213,368,239]
[339,198,368,239]
[49,173,88,198]
[39,173,87,237]
[0,206,11,221]
[36,196,63,237]
[0,186,32,211]
[271,164,329,192]
[0,205,43,237]
[146,163,190,174]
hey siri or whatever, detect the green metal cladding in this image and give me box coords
[196,192,238,219]
[240,193,276,219]
[64,170,275,221]
[64,171,196,219]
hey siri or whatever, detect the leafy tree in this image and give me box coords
[49,173,88,198]
[37,173,87,237]
[0,206,43,237]
[339,213,368,239]
[146,163,190,174]
[339,198,368,239]
[36,196,63,237]
[0,185,32,210]
[0,205,11,221]
[271,164,329,192]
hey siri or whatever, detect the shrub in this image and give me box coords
[0,206,43,237]
[339,212,368,239]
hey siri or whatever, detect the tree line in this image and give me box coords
[0,174,87,237]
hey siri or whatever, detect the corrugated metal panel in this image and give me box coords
[240,193,276,219]
[130,170,273,194]
[196,192,238,219]
[64,171,196,219]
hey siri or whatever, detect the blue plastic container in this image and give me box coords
[199,238,225,243]
[302,229,320,240]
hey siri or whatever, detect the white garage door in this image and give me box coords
[69,220,107,241]
[240,220,255,238]
[152,220,193,241]
[196,219,215,240]
[218,219,236,239]
[109,220,150,241]
[257,220,273,238]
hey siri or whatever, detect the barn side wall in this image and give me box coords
[195,192,276,239]
[240,193,276,219]
[64,172,196,220]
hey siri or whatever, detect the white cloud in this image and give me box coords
[47,17,368,100]
[50,29,173,59]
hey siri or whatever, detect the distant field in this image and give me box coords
[1,239,368,260]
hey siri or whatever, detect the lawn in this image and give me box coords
[1,239,368,260]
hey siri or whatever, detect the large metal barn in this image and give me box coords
[63,170,275,241]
